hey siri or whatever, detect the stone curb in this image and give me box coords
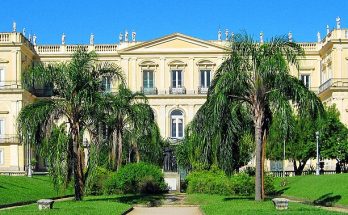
[121,206,134,215]
[0,195,74,210]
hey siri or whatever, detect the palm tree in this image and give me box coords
[18,49,123,200]
[209,34,323,200]
[100,84,160,170]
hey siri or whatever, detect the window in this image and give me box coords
[102,76,112,92]
[0,149,3,165]
[172,70,182,88]
[300,74,310,88]
[143,70,154,89]
[200,70,211,88]
[0,69,4,87]
[170,110,184,139]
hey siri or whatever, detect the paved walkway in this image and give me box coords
[127,193,202,215]
[127,206,202,215]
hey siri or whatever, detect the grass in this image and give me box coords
[275,173,348,206]
[0,176,73,206]
[185,194,343,214]
[0,195,132,215]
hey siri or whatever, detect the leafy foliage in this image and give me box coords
[98,85,164,170]
[267,105,348,174]
[105,162,168,194]
[177,101,254,175]
[186,169,275,196]
[194,33,323,200]
[18,48,123,200]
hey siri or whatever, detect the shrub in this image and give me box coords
[264,174,276,195]
[231,173,254,196]
[86,167,111,195]
[186,169,232,195]
[106,162,167,194]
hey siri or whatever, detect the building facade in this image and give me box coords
[1,22,348,173]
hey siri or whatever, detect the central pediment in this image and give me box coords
[119,33,230,54]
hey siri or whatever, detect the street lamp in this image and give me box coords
[315,131,320,176]
[27,133,32,177]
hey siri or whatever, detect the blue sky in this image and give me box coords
[1,0,347,44]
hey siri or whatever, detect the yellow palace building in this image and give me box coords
[0,18,348,174]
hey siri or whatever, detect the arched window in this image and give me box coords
[170,110,184,139]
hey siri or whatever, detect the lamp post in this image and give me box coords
[27,133,32,177]
[315,131,320,176]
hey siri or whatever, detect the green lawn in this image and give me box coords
[0,195,132,215]
[186,194,342,214]
[275,173,348,206]
[0,176,73,206]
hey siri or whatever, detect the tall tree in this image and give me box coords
[18,49,123,200]
[209,34,322,200]
[268,105,348,175]
[100,85,162,170]
[176,100,254,175]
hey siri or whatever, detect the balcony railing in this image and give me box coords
[141,87,158,95]
[319,78,348,93]
[0,135,19,144]
[0,81,22,90]
[169,86,186,94]
[198,86,209,94]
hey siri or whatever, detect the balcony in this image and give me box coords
[319,78,348,93]
[0,135,19,144]
[169,86,186,94]
[0,81,22,90]
[141,87,158,95]
[198,86,209,94]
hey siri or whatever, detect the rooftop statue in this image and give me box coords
[326,25,330,35]
[33,34,37,45]
[288,32,293,42]
[12,21,16,32]
[317,32,321,43]
[218,29,222,41]
[336,16,341,29]
[125,30,129,42]
[260,32,264,44]
[90,33,94,45]
[62,33,66,45]
[132,31,136,42]
[22,28,26,36]
[119,32,123,43]
[225,29,229,41]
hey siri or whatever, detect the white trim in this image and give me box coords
[170,110,184,139]
[0,149,3,165]
[0,68,4,87]
[0,119,4,138]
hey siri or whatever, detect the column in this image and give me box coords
[159,57,166,94]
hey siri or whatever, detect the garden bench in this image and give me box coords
[272,198,289,210]
[37,199,54,210]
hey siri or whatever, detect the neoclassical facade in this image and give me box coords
[0,21,348,173]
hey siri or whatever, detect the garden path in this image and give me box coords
[127,193,203,215]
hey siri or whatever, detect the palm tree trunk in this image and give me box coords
[111,131,117,170]
[135,143,140,163]
[116,129,123,171]
[254,106,264,201]
[261,131,267,199]
[71,123,84,201]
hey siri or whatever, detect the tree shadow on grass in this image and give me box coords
[86,194,165,207]
[273,187,290,196]
[313,193,341,207]
[223,196,254,201]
